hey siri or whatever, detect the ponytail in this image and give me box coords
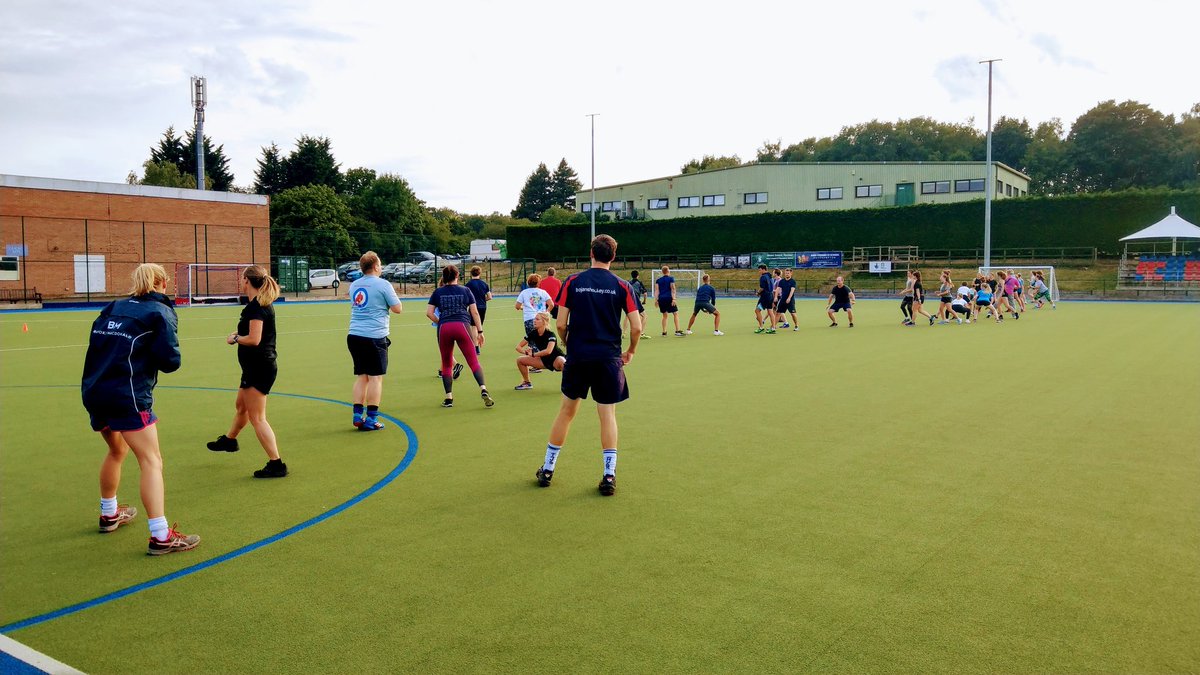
[441,264,459,286]
[244,265,279,306]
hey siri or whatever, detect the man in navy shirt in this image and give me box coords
[754,263,777,334]
[535,234,641,496]
[686,273,723,335]
[826,275,856,327]
[655,265,683,336]
[775,268,798,330]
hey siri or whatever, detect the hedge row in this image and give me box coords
[506,189,1200,259]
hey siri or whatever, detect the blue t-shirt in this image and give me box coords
[655,275,674,299]
[348,275,402,338]
[428,284,476,326]
[695,284,716,305]
[559,268,639,362]
[464,278,490,309]
[759,272,772,298]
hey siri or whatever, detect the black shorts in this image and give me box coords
[952,304,970,315]
[693,301,717,315]
[561,357,629,405]
[776,299,795,313]
[476,307,487,324]
[541,353,564,370]
[829,301,852,312]
[940,297,952,304]
[87,406,156,432]
[550,306,559,319]
[976,299,992,307]
[757,295,774,311]
[239,357,278,395]
[657,298,677,314]
[347,334,391,376]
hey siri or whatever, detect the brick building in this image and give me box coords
[0,175,269,301]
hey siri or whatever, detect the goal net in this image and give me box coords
[650,269,704,300]
[978,265,1059,305]
[174,263,254,305]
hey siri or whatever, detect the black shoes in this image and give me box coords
[535,468,553,487]
[253,459,288,478]
[207,435,239,452]
[598,474,616,496]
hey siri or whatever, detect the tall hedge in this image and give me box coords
[507,189,1200,259]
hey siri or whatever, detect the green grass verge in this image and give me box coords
[1,299,1198,673]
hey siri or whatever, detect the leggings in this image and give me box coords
[900,296,913,319]
[437,322,481,377]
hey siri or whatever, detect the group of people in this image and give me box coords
[896,268,1054,326]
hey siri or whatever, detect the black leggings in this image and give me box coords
[900,296,914,319]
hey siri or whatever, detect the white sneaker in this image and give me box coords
[686,330,693,335]
[956,318,963,325]
[713,330,724,336]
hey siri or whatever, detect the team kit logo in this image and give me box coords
[352,288,369,308]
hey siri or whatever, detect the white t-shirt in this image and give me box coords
[953,285,973,305]
[516,287,552,321]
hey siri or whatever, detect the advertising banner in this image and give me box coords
[794,251,843,268]
[752,252,796,268]
[869,261,894,273]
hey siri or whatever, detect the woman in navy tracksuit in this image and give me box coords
[81,263,199,556]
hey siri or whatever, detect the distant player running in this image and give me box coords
[1030,270,1056,309]
[826,276,855,327]
[686,273,723,335]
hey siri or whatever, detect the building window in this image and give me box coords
[678,196,700,208]
[996,179,1004,195]
[648,198,669,210]
[920,181,950,194]
[743,192,768,204]
[854,185,882,198]
[581,202,593,213]
[702,194,725,207]
[954,179,985,193]
[1006,184,1013,197]
[817,187,843,200]
[601,201,622,212]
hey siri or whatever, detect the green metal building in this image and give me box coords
[576,161,1030,221]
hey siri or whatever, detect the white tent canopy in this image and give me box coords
[1120,206,1200,254]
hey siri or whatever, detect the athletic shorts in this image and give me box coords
[951,304,970,315]
[347,334,391,376]
[829,301,852,312]
[976,299,991,307]
[561,357,629,405]
[775,299,795,313]
[541,353,564,370]
[239,358,278,395]
[694,301,717,315]
[1035,291,1051,300]
[940,297,952,304]
[550,306,559,319]
[88,407,157,432]
[476,307,487,324]
[657,298,677,314]
[756,295,774,311]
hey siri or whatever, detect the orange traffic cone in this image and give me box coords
[22,323,28,333]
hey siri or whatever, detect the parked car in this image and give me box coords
[336,262,359,280]
[406,251,436,264]
[381,262,406,281]
[346,269,363,282]
[403,260,436,283]
[308,268,340,290]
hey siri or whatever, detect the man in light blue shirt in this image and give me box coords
[346,251,403,430]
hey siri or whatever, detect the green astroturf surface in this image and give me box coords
[1,298,1198,673]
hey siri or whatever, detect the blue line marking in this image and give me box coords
[0,387,418,634]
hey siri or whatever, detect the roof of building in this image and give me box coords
[0,174,269,206]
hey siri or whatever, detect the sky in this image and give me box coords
[1,0,1196,215]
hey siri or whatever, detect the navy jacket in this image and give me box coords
[81,292,181,412]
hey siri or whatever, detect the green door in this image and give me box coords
[896,183,915,206]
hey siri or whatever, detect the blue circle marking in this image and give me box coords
[0,386,418,634]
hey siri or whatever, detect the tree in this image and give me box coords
[149,127,188,169]
[359,174,428,236]
[1170,103,1200,188]
[512,163,553,220]
[282,135,342,192]
[1067,100,1177,192]
[681,155,742,174]
[269,184,357,262]
[1022,119,1077,195]
[548,159,583,211]
[539,205,588,225]
[989,117,1033,171]
[135,160,197,189]
[341,167,378,196]
[253,143,287,195]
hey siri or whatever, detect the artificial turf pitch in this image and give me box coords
[1,298,1197,673]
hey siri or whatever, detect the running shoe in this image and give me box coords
[253,459,288,479]
[514,382,533,390]
[713,330,724,336]
[359,417,385,431]
[792,326,798,331]
[481,390,495,408]
[99,505,137,533]
[674,331,685,337]
[829,322,837,327]
[685,330,693,335]
[598,474,616,496]
[929,316,936,326]
[441,398,454,408]
[956,318,963,325]
[536,468,554,487]
[206,435,239,452]
[765,328,776,334]
[661,332,667,336]
[147,525,200,556]
[453,363,464,379]
[754,328,765,334]
[781,322,790,328]
[848,323,854,327]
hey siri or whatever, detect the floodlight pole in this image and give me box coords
[587,113,598,241]
[980,59,1000,269]
[191,76,207,190]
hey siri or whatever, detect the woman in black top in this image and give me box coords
[513,311,566,390]
[207,266,287,478]
[911,270,935,326]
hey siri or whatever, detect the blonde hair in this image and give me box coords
[534,311,552,326]
[129,263,169,296]
[244,265,280,306]
[360,251,381,274]
[702,274,710,282]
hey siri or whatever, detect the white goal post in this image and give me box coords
[978,265,1059,305]
[174,263,255,305]
[650,269,704,298]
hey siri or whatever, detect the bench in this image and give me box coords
[0,288,41,303]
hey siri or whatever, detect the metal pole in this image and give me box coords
[980,59,1000,270]
[587,113,598,241]
[191,76,207,190]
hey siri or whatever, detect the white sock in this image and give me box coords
[603,449,617,476]
[543,443,561,472]
[100,496,118,517]
[148,516,169,541]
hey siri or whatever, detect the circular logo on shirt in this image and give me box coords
[352,288,369,308]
